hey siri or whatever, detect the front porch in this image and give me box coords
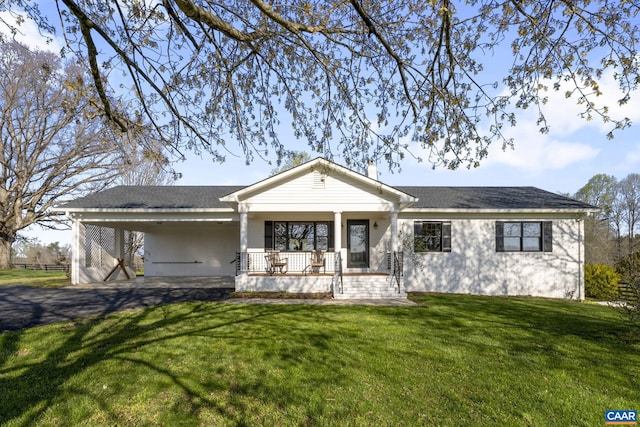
[65,158,415,301]
[234,250,405,299]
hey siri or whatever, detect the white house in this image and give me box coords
[61,158,597,300]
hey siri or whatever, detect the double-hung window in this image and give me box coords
[495,221,552,252]
[414,221,452,252]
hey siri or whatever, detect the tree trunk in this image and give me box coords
[0,238,13,269]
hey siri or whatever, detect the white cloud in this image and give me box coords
[487,137,599,172]
[0,10,63,52]
[502,70,640,137]
[405,115,600,173]
[480,70,640,172]
[482,111,600,171]
[404,68,640,173]
[617,143,640,170]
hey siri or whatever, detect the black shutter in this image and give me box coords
[264,221,273,249]
[414,221,423,252]
[542,221,553,252]
[414,221,423,237]
[442,222,452,252]
[495,221,504,252]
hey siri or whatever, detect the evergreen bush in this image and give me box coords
[585,263,620,300]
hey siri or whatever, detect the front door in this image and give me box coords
[347,220,369,268]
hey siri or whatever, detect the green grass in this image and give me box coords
[0,269,70,288]
[0,294,638,426]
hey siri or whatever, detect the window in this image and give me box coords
[286,222,315,251]
[414,221,451,252]
[265,221,333,251]
[496,221,552,252]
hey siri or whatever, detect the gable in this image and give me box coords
[221,157,417,212]
[239,166,404,212]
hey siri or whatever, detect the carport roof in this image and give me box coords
[61,185,597,212]
[61,185,246,210]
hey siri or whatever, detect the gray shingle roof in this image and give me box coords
[396,186,595,210]
[61,185,596,211]
[61,186,245,209]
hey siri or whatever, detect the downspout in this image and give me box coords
[239,207,248,273]
[577,217,583,301]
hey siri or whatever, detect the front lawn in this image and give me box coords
[0,269,69,288]
[0,294,637,425]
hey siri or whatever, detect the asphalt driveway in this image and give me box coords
[0,276,418,332]
[0,280,233,332]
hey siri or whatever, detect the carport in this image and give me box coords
[61,186,244,285]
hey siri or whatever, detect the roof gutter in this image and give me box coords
[401,208,600,214]
[63,207,236,214]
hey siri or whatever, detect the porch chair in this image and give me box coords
[305,249,326,275]
[265,250,288,275]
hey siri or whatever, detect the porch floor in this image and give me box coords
[247,272,389,277]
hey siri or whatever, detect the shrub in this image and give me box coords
[585,263,620,300]
[615,253,640,329]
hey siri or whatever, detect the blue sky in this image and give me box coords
[2,8,639,245]
[173,73,639,195]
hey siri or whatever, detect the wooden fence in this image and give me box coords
[618,283,639,303]
[12,263,70,272]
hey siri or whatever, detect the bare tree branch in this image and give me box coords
[0,41,126,267]
[2,0,635,172]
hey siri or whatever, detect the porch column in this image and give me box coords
[390,210,398,253]
[333,211,342,253]
[71,217,85,285]
[239,209,248,253]
[114,228,124,260]
[577,218,585,301]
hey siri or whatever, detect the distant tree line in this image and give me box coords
[11,239,71,266]
[575,173,640,265]
[575,174,640,322]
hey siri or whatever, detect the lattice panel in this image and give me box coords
[84,225,136,268]
[84,225,115,268]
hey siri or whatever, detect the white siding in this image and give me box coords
[241,170,396,212]
[144,222,239,276]
[401,217,584,299]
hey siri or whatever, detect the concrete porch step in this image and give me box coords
[335,291,407,299]
[334,284,407,299]
[342,276,391,283]
[333,273,406,299]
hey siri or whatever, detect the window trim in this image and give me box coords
[495,221,552,253]
[414,221,452,253]
[264,221,334,251]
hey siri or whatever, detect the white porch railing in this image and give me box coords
[235,251,337,275]
[234,251,403,275]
